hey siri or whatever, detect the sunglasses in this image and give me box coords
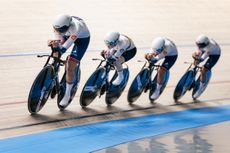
[54,25,69,33]
[105,40,118,47]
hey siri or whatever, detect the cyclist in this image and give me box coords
[145,37,178,100]
[48,14,90,107]
[192,34,221,98]
[101,32,137,86]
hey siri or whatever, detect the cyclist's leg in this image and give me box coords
[158,55,178,84]
[194,54,220,98]
[67,37,90,82]
[201,55,220,83]
[113,47,137,85]
[122,47,137,62]
[151,55,177,99]
[114,47,137,70]
[60,37,90,106]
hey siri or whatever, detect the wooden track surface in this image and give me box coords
[0,0,230,140]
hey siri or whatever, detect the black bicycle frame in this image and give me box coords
[185,62,202,89]
[92,58,115,91]
[139,61,161,90]
[38,49,66,93]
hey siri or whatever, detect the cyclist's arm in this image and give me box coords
[59,26,78,54]
[114,39,128,58]
[145,51,165,63]
[62,35,77,49]
[114,48,125,58]
[200,51,209,62]
[110,48,117,55]
[192,50,202,60]
[145,52,157,60]
[153,50,166,61]
[102,48,116,59]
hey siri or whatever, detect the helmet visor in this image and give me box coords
[104,39,118,47]
[196,42,209,49]
[54,25,69,33]
[154,46,164,54]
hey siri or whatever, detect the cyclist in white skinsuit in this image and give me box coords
[145,37,178,100]
[192,34,221,98]
[48,14,90,107]
[102,32,137,86]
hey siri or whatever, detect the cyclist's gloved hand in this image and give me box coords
[150,58,158,64]
[54,46,67,55]
[100,50,107,58]
[145,53,154,61]
[198,58,204,63]
[193,59,199,66]
[108,55,118,63]
[48,40,61,47]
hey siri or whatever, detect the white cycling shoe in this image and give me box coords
[59,83,73,107]
[150,89,160,100]
[193,82,205,99]
[150,84,162,100]
[113,71,124,86]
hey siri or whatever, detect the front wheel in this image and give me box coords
[173,70,194,102]
[80,67,106,107]
[127,68,150,104]
[28,65,54,114]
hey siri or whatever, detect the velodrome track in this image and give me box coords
[0,0,230,152]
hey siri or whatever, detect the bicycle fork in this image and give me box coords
[37,73,59,112]
[99,67,110,97]
[51,74,60,95]
[36,86,47,112]
[144,68,153,93]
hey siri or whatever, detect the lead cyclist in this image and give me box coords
[192,34,221,98]
[48,14,90,107]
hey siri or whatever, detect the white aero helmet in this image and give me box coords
[196,34,210,49]
[151,37,165,54]
[104,31,120,47]
[53,14,72,33]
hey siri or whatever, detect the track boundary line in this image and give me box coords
[1,43,230,58]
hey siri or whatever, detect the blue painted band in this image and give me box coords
[0,105,230,153]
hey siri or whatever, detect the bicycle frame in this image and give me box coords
[37,49,66,97]
[92,58,115,96]
[184,61,202,89]
[138,60,161,91]
[127,59,163,103]
[28,48,66,114]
